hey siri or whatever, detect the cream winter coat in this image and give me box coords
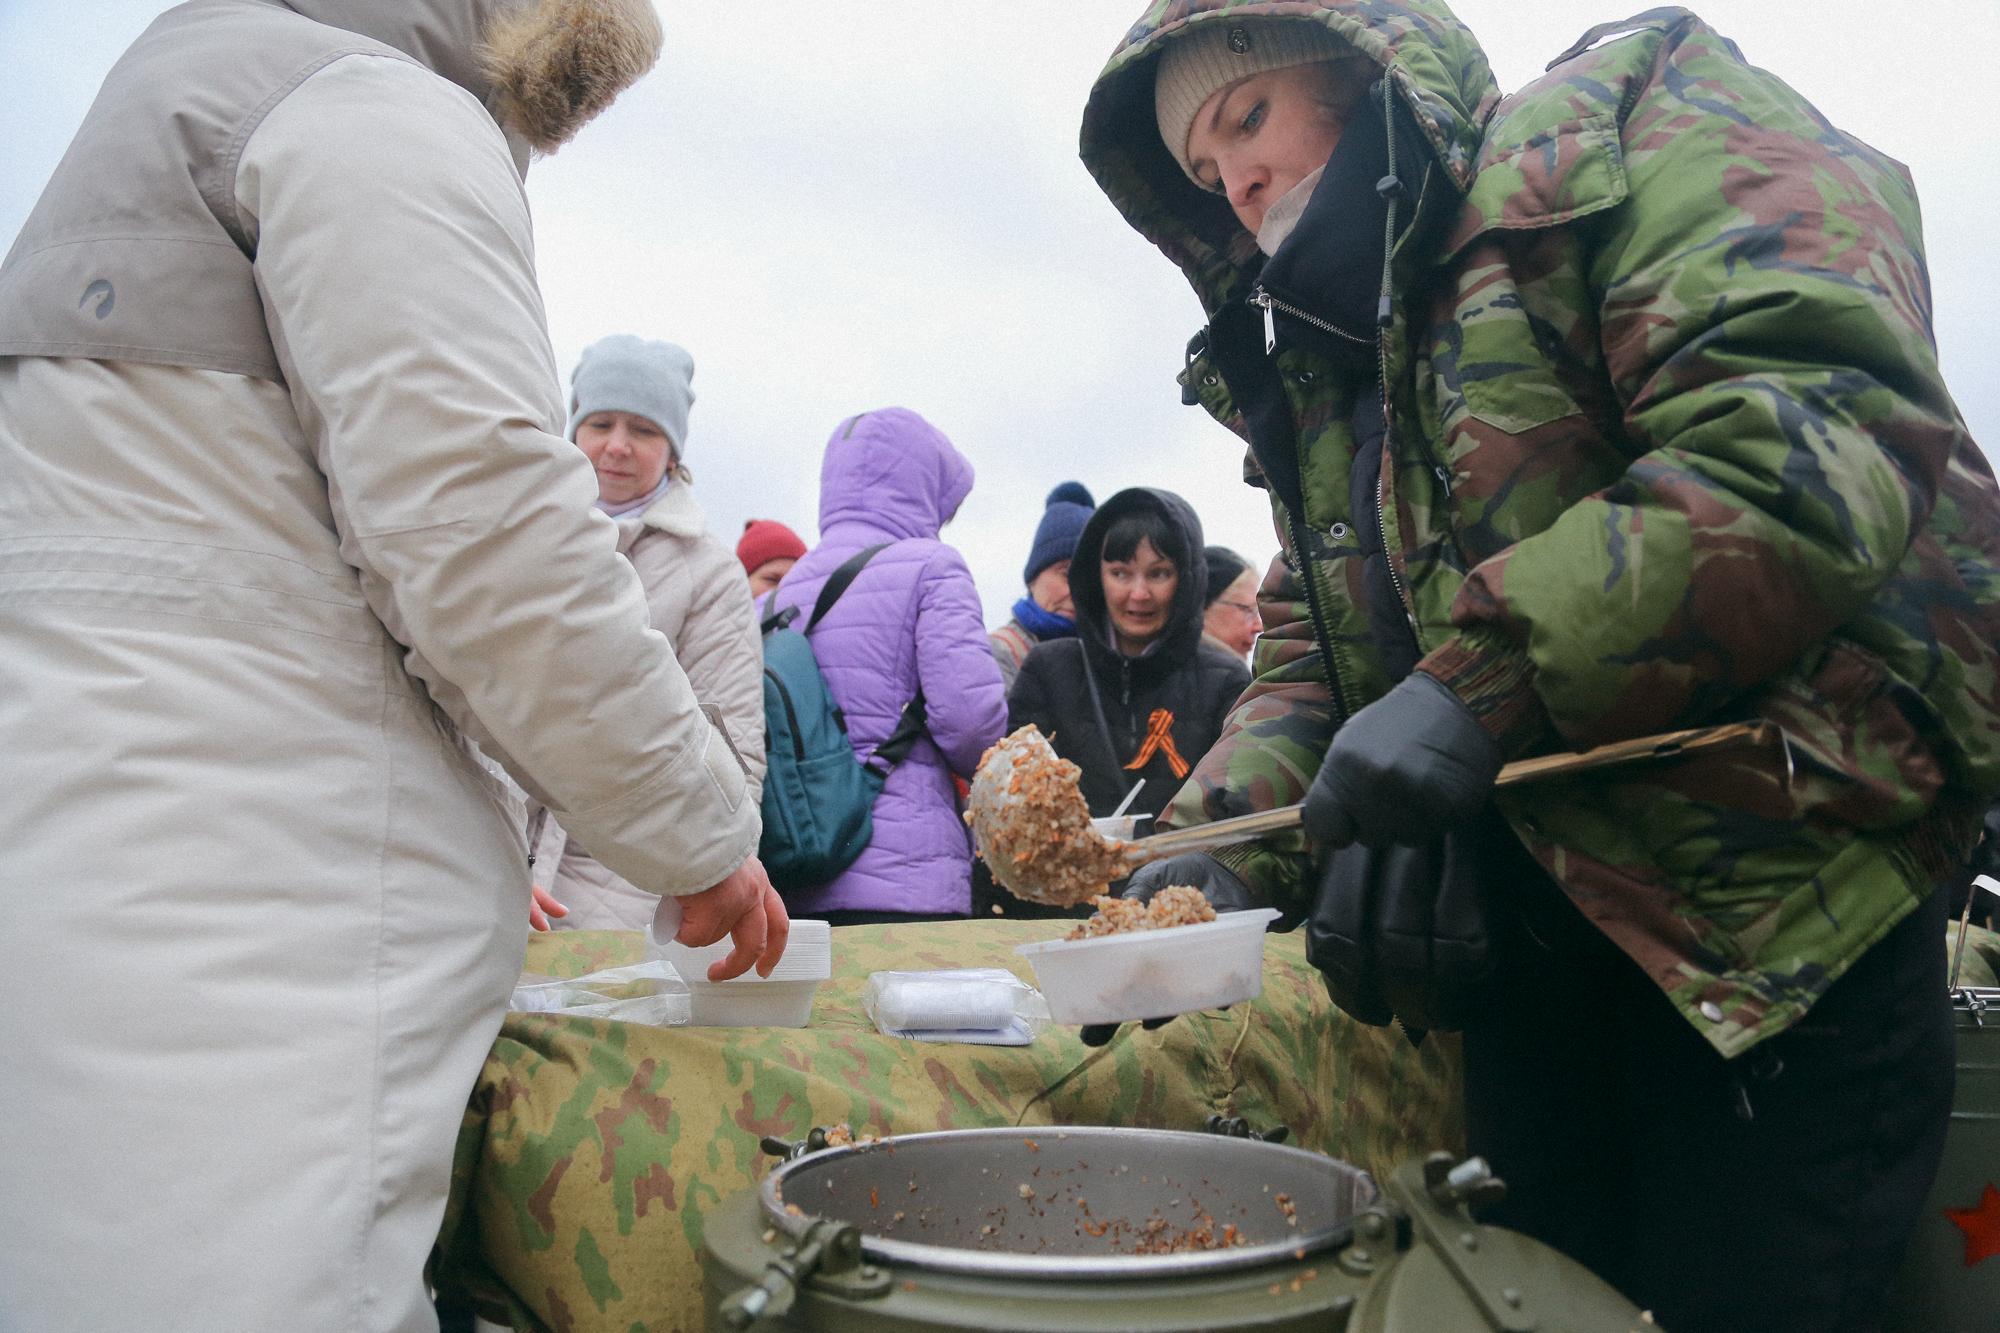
[534,471,767,929]
[0,3,752,1330]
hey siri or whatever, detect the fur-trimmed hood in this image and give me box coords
[277,0,661,153]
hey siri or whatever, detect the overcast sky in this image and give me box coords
[6,1,1997,629]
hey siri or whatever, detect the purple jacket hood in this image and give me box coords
[815,407,974,543]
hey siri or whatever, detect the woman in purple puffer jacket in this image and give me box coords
[769,407,1008,923]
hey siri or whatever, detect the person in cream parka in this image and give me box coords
[0,3,784,1328]
[532,334,769,931]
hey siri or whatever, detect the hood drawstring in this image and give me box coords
[1375,73,1404,331]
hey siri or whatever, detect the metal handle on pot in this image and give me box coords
[719,1219,863,1329]
[1204,1113,1290,1143]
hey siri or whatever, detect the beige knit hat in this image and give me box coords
[1153,18,1353,186]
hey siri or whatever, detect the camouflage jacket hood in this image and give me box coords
[1081,0,1495,322]
[1081,2,2000,1055]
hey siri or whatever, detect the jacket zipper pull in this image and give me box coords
[1251,289,1276,355]
[1434,464,1453,498]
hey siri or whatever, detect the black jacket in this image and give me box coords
[1007,488,1250,826]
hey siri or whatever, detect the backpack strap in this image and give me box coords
[864,690,930,780]
[806,543,891,633]
[758,599,798,635]
[777,540,930,780]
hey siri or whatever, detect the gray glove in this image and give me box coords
[1078,854,1257,1047]
[1303,673,1501,850]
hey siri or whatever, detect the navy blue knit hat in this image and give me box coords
[1024,482,1095,584]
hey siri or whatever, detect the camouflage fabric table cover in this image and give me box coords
[1949,920,2000,987]
[432,920,1463,1333]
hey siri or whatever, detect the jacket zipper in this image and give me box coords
[1251,286,1373,353]
[1373,355,1427,651]
[765,667,807,762]
[1288,509,1352,729]
[1245,289,1358,725]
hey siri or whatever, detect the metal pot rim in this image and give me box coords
[759,1125,1376,1280]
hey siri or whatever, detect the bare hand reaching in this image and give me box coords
[528,882,567,932]
[675,856,790,981]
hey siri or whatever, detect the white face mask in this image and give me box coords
[1255,166,1325,257]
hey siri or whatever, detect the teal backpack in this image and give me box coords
[757,544,927,892]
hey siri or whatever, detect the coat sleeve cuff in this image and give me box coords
[1206,839,1316,926]
[1416,630,1550,759]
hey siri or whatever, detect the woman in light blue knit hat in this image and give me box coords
[530,334,768,931]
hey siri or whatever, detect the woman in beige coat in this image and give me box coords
[0,3,783,1330]
[533,335,769,930]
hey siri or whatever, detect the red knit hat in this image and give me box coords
[737,518,807,573]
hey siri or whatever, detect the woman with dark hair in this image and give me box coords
[1002,488,1249,915]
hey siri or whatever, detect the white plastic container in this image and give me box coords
[1013,909,1281,1026]
[652,918,832,1028]
[683,980,824,1028]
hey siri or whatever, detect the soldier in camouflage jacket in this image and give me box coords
[1082,4,2000,1328]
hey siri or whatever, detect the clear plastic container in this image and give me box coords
[1013,908,1281,1026]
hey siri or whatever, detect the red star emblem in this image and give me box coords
[1946,1183,2000,1267]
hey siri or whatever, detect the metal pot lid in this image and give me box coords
[760,1126,1377,1280]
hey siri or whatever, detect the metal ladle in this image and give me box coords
[970,721,1783,905]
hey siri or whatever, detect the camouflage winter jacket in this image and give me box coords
[1081,2,2000,1056]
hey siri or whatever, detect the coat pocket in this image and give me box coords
[1435,245,1592,438]
[697,713,748,816]
[1756,639,1946,831]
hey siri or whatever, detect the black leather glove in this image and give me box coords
[1303,673,1501,850]
[1306,808,1521,1039]
[1078,854,1258,1047]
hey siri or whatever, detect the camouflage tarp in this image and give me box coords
[1949,921,2000,989]
[432,921,1462,1332]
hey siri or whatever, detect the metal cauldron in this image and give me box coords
[703,1126,1646,1331]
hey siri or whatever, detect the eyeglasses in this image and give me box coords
[1217,599,1259,619]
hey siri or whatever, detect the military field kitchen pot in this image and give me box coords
[703,1126,1646,1330]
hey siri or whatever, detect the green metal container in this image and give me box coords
[702,1127,1646,1331]
[1888,986,2000,1331]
